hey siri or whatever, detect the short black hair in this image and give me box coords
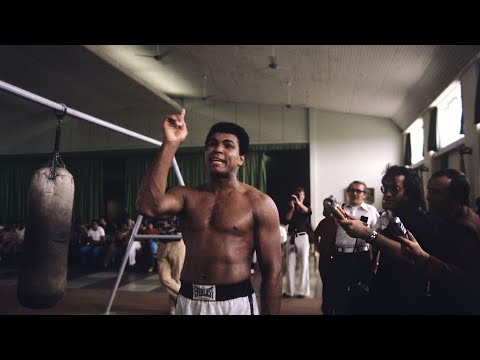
[347,181,366,191]
[294,187,305,196]
[205,122,250,155]
[382,164,425,210]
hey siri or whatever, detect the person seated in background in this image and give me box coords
[110,222,131,267]
[0,222,19,264]
[79,219,105,269]
[143,220,159,273]
[70,216,88,267]
[15,220,25,254]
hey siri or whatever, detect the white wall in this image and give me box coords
[309,109,402,226]
[178,99,308,147]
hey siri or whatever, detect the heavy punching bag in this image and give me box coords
[17,115,75,309]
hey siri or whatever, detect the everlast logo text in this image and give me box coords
[192,284,216,301]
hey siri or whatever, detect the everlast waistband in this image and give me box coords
[179,279,254,301]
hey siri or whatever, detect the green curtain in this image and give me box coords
[238,152,268,192]
[124,156,154,217]
[0,158,45,224]
[65,157,105,224]
[124,150,268,216]
[167,152,208,188]
[249,143,308,151]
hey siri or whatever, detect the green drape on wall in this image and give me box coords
[238,152,268,192]
[124,156,154,218]
[67,158,105,223]
[0,159,44,224]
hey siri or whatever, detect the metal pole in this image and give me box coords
[104,215,144,315]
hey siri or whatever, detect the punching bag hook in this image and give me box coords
[54,103,68,121]
[48,104,68,180]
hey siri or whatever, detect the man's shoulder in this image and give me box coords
[238,184,276,212]
[362,202,380,214]
[241,183,271,201]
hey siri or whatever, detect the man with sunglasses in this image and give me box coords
[331,181,379,314]
[369,165,430,314]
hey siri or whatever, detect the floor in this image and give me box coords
[0,253,323,315]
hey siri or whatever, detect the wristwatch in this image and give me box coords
[365,230,378,244]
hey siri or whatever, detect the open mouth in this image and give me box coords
[209,157,225,164]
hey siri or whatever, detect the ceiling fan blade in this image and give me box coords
[202,94,216,101]
[154,50,171,61]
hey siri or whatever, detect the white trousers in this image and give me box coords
[285,233,310,297]
[128,241,142,266]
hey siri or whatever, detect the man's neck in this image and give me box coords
[207,175,240,192]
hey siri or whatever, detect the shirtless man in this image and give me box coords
[136,109,282,315]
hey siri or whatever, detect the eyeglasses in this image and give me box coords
[348,188,365,194]
[380,185,402,195]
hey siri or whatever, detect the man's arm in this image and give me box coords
[255,194,282,315]
[338,217,409,263]
[136,109,188,219]
[285,199,295,222]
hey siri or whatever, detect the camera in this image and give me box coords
[391,216,408,238]
[331,203,347,221]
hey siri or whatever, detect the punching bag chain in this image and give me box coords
[48,104,68,180]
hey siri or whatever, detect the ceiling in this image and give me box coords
[1,45,480,133]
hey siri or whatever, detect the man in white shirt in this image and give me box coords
[332,181,379,314]
[80,219,106,268]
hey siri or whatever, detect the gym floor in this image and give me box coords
[0,255,323,315]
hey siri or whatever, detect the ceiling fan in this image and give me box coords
[136,45,171,62]
[201,74,216,101]
[257,45,289,73]
[286,80,292,109]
